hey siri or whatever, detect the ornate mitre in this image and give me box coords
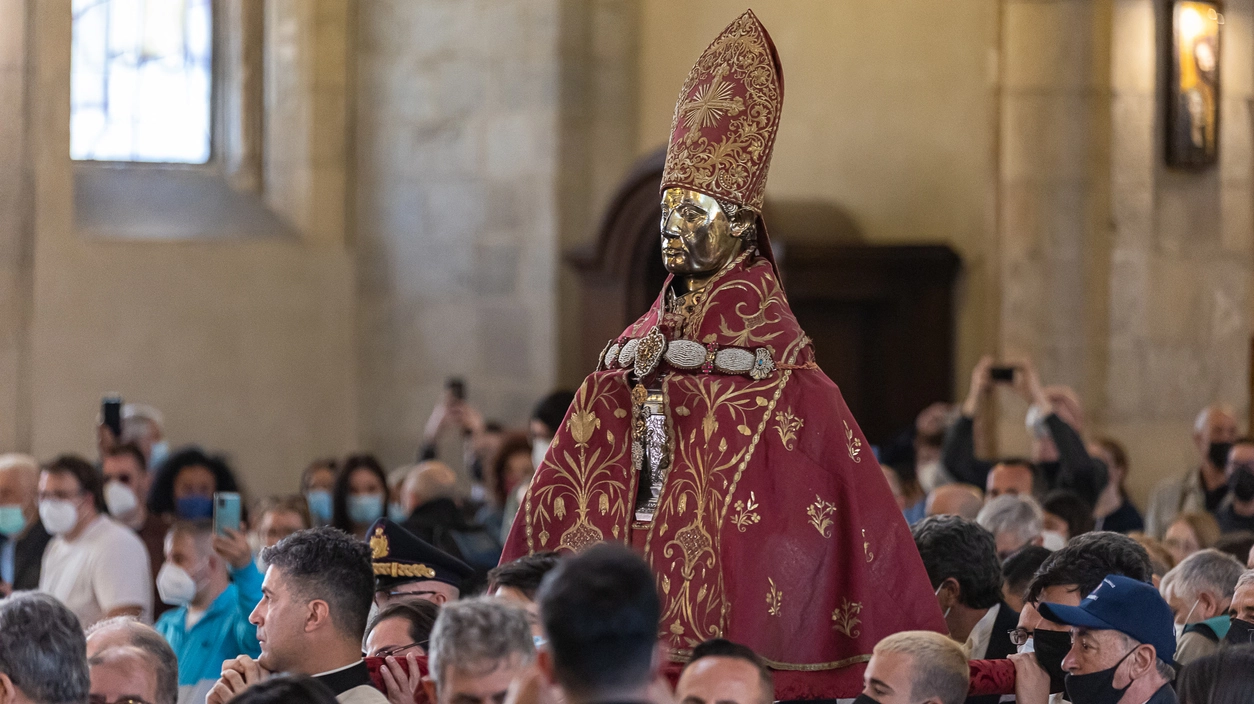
[660,9,783,213]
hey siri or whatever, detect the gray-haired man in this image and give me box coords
[1160,548,1245,665]
[0,592,91,704]
[422,597,536,704]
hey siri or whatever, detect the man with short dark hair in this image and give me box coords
[422,598,535,704]
[1039,576,1177,704]
[0,592,91,704]
[1216,439,1254,533]
[1009,532,1154,701]
[38,454,152,626]
[102,442,172,618]
[89,645,176,704]
[488,552,560,637]
[206,527,387,704]
[537,543,660,704]
[676,639,772,704]
[912,516,1018,664]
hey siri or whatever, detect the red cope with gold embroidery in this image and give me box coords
[501,255,946,701]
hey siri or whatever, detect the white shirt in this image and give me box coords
[39,514,152,627]
[966,602,1001,660]
[337,685,389,704]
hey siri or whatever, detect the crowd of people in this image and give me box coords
[4,357,1254,704]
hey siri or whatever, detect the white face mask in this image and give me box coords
[532,437,552,472]
[156,562,200,606]
[104,481,138,518]
[39,499,80,536]
[1017,636,1035,654]
[1041,530,1067,551]
[1175,598,1201,639]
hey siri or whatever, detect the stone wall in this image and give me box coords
[354,0,564,466]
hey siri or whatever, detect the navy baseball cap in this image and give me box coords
[1038,574,1176,667]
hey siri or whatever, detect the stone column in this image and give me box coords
[0,0,32,450]
[997,0,1113,453]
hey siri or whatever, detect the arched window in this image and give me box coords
[70,0,212,163]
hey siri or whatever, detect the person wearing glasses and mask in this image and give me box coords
[368,519,473,608]
[364,601,440,704]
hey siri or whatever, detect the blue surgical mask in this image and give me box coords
[0,505,26,537]
[388,501,408,522]
[176,494,214,520]
[149,441,170,470]
[348,494,384,524]
[305,490,333,524]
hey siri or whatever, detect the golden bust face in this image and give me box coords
[659,188,755,286]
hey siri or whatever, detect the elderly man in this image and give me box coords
[676,639,773,704]
[1227,570,1254,645]
[977,495,1047,559]
[1037,575,1176,704]
[1008,532,1154,699]
[860,631,969,704]
[400,462,498,576]
[1146,404,1239,537]
[1160,548,1244,664]
[925,484,984,520]
[0,454,50,595]
[421,599,535,704]
[0,593,91,704]
[912,516,1018,663]
[89,645,178,704]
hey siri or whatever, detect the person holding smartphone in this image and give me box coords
[942,356,1107,509]
[154,520,262,703]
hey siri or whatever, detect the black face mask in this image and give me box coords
[1230,465,1254,502]
[1225,617,1254,646]
[1209,441,1234,469]
[1064,648,1135,704]
[852,694,880,704]
[1032,629,1072,694]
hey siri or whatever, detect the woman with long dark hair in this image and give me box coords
[331,454,389,540]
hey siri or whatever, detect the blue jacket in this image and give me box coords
[155,563,263,686]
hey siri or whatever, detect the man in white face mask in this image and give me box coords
[102,443,172,619]
[153,520,262,701]
[37,454,152,627]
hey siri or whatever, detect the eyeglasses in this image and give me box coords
[1008,628,1031,647]
[372,641,426,659]
[90,696,153,704]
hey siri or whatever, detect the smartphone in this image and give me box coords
[102,395,123,439]
[989,366,1017,383]
[446,377,466,401]
[213,492,241,535]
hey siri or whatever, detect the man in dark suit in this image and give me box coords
[0,454,53,594]
[913,515,1021,704]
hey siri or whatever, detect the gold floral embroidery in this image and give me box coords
[661,12,781,211]
[862,528,874,563]
[766,577,782,617]
[568,408,600,447]
[731,491,760,532]
[807,495,838,538]
[845,420,863,463]
[832,598,863,638]
[774,408,803,450]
